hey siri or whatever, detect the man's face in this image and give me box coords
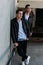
[26,6,31,13]
[16,11,23,19]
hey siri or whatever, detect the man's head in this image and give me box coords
[25,4,31,13]
[16,9,23,20]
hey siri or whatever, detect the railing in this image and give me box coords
[6,48,16,65]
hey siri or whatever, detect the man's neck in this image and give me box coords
[26,11,31,15]
[17,18,21,22]
[16,17,21,22]
[26,12,29,15]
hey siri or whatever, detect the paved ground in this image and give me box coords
[11,42,43,65]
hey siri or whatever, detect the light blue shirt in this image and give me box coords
[18,20,27,41]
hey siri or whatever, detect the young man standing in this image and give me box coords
[11,9,30,65]
[23,4,34,37]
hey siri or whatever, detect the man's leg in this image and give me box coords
[17,41,27,61]
[22,40,28,61]
[22,40,30,65]
[17,41,25,58]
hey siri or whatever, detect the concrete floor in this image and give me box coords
[11,42,43,65]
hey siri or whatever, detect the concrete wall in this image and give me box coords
[10,0,17,19]
[0,0,10,65]
[0,0,17,65]
[18,1,43,8]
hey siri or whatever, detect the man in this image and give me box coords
[23,4,34,37]
[11,9,30,65]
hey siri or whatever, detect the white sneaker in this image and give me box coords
[22,61,25,65]
[25,56,30,65]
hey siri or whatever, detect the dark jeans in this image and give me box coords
[17,40,28,61]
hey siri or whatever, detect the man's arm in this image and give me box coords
[29,11,34,36]
[11,20,18,47]
[11,20,16,43]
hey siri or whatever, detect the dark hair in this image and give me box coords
[25,4,30,8]
[16,9,23,14]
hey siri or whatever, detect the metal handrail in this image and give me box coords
[6,48,16,65]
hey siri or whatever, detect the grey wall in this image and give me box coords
[0,0,10,65]
[0,0,16,65]
[10,0,16,19]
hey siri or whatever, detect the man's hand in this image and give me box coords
[30,32,32,36]
[15,42,18,47]
[27,38,29,41]
[13,42,18,47]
